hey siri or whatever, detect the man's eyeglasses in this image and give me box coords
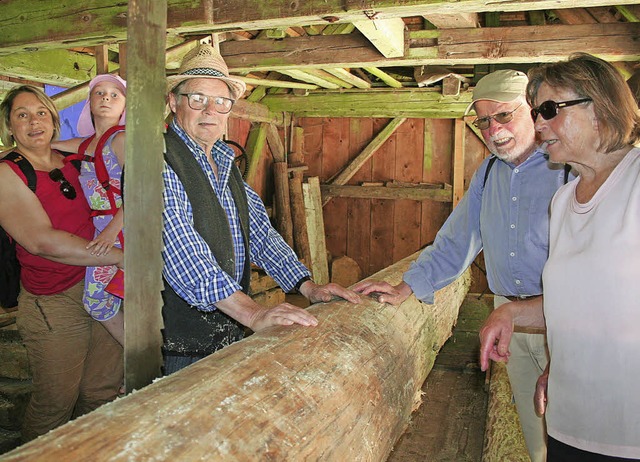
[49,168,77,200]
[472,104,522,130]
[179,93,235,114]
[530,98,592,122]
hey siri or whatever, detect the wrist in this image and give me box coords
[294,276,312,294]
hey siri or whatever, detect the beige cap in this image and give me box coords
[464,69,528,114]
[166,44,246,100]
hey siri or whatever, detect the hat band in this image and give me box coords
[181,68,227,78]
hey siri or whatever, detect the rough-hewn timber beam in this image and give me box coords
[221,23,640,72]
[321,184,453,202]
[1,1,639,53]
[0,49,119,87]
[262,88,472,118]
[2,257,471,462]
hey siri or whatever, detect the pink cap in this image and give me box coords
[77,74,127,137]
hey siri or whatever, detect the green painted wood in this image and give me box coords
[262,89,472,118]
[0,49,119,87]
[245,122,269,187]
[363,67,403,88]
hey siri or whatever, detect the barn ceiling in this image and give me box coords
[0,0,639,118]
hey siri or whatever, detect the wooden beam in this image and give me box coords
[262,88,472,118]
[220,23,640,72]
[94,45,109,74]
[123,0,166,391]
[321,184,452,202]
[363,67,404,88]
[452,119,466,207]
[273,162,294,248]
[302,177,330,285]
[1,256,471,462]
[327,117,407,186]
[3,1,640,53]
[278,69,341,89]
[244,122,269,187]
[0,49,119,87]
[237,75,319,90]
[231,99,284,126]
[324,68,372,89]
[422,13,479,28]
[353,17,406,58]
[265,123,286,163]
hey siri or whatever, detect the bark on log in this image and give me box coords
[482,362,529,462]
[2,254,470,462]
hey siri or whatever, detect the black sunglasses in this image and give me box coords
[49,168,77,200]
[530,98,592,122]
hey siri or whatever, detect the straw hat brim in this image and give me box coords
[166,74,246,101]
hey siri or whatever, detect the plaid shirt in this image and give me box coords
[162,120,310,311]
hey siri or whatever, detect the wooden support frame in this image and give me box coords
[324,117,407,206]
[2,258,471,461]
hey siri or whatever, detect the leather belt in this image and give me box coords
[503,294,541,302]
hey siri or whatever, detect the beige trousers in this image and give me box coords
[16,281,123,442]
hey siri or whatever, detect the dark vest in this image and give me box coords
[162,127,251,355]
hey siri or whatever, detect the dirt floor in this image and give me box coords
[387,295,492,462]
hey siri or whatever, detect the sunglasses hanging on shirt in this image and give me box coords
[49,168,77,200]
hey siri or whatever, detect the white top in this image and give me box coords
[542,147,640,458]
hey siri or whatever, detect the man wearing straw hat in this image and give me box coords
[161,44,360,375]
[354,69,574,462]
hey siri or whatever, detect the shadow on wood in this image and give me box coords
[2,253,470,461]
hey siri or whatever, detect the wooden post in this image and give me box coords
[289,126,312,268]
[273,161,294,247]
[452,118,466,207]
[123,0,166,391]
[302,177,329,284]
[1,258,471,461]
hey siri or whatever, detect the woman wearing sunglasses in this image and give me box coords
[481,53,640,461]
[0,85,124,442]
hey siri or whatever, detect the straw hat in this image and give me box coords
[166,44,246,100]
[77,74,127,137]
[464,70,528,115]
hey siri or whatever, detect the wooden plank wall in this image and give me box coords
[228,116,491,294]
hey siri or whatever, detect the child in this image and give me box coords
[53,74,126,346]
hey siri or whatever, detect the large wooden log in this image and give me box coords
[2,255,470,462]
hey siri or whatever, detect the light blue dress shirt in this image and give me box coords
[404,149,572,303]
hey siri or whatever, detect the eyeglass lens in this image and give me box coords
[473,104,521,130]
[49,168,77,200]
[181,93,234,114]
[530,98,592,122]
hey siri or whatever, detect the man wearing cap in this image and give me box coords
[354,69,572,462]
[161,44,360,375]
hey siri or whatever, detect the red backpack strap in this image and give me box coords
[93,125,125,212]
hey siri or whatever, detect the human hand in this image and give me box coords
[299,281,361,304]
[86,227,119,256]
[478,305,514,371]
[248,302,318,332]
[351,280,412,306]
[534,366,549,416]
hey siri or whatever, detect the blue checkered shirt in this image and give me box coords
[162,120,310,311]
